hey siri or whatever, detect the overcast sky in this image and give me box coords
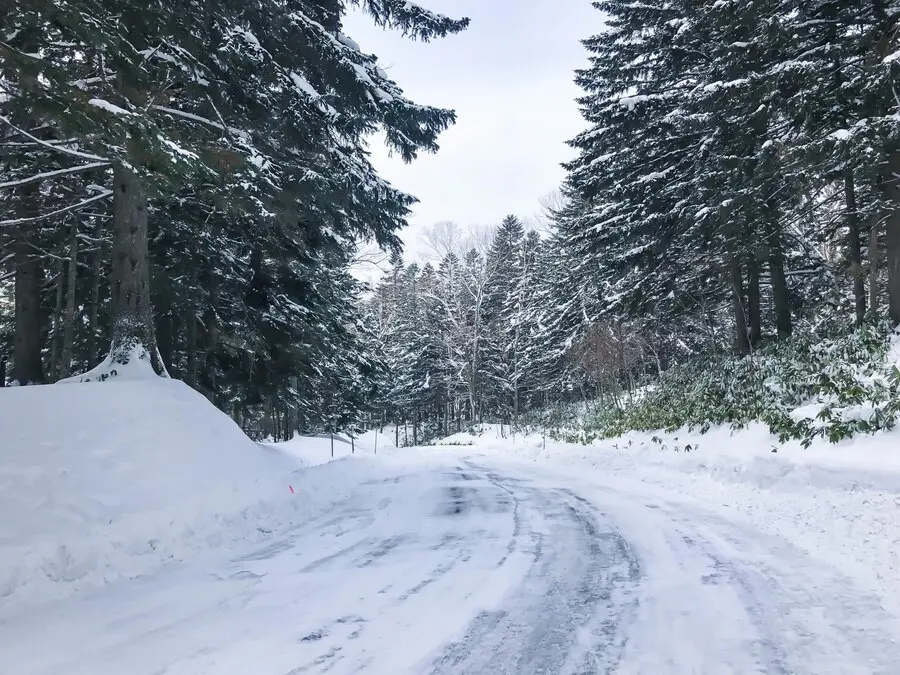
[344,1,603,265]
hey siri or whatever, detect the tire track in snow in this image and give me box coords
[430,464,641,674]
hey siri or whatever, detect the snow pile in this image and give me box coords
[0,377,374,612]
[445,423,900,616]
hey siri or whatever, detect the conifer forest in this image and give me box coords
[4,1,900,444]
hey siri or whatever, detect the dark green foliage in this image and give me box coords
[534,319,900,448]
[0,0,466,438]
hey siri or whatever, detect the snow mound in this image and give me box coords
[0,377,345,611]
[57,344,167,383]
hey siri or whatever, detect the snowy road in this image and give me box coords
[4,453,900,674]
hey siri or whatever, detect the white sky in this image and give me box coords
[344,1,603,269]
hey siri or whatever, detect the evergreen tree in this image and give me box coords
[0,0,468,441]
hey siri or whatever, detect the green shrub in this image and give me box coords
[529,319,900,447]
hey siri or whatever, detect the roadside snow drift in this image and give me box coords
[0,377,365,611]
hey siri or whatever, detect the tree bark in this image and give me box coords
[763,214,792,339]
[747,254,762,348]
[202,227,220,401]
[13,228,44,384]
[108,163,165,374]
[49,258,65,378]
[844,169,867,326]
[730,256,750,356]
[880,149,900,326]
[58,219,79,378]
[87,219,103,367]
[186,314,199,387]
[869,222,880,315]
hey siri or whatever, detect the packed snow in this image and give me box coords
[0,376,383,612]
[3,380,900,673]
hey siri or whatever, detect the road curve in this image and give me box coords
[3,454,900,675]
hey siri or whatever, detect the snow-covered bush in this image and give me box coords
[535,319,900,447]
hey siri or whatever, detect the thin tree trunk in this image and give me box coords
[747,254,762,348]
[203,244,220,401]
[12,180,45,384]
[58,219,79,378]
[730,256,751,356]
[874,1,900,324]
[13,229,44,384]
[883,149,900,325]
[186,314,198,387]
[49,258,65,378]
[155,305,174,375]
[844,169,867,326]
[108,163,165,374]
[763,215,792,339]
[869,222,881,316]
[87,220,103,367]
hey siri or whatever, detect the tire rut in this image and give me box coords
[430,466,641,674]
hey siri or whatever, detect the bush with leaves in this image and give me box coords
[528,319,900,448]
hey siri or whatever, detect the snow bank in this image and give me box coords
[263,427,393,467]
[0,378,378,613]
[441,423,900,617]
[444,422,900,493]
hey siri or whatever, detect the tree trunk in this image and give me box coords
[49,258,65,378]
[762,214,792,339]
[87,220,103,367]
[108,163,165,374]
[730,256,750,356]
[155,307,175,374]
[869,222,881,316]
[58,219,79,379]
[186,313,198,387]
[880,150,900,325]
[747,254,762,348]
[13,228,45,385]
[202,228,220,401]
[844,169,867,326]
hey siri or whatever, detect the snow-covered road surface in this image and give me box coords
[4,453,899,675]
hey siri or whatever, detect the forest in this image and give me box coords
[4,1,900,444]
[0,0,467,437]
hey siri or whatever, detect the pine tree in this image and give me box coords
[1,0,469,377]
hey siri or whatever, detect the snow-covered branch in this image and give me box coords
[151,105,246,138]
[0,190,112,227]
[0,115,109,162]
[0,161,110,190]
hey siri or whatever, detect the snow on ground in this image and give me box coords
[5,441,900,674]
[5,376,900,673]
[0,377,385,614]
[435,423,900,619]
[263,427,393,467]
